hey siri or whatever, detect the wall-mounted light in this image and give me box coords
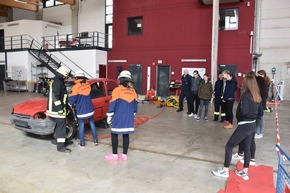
[181,59,206,63]
[108,60,127,63]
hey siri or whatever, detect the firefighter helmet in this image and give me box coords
[56,66,70,77]
[118,70,133,83]
[74,70,86,78]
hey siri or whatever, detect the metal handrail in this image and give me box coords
[27,35,93,78]
[0,34,94,78]
[42,31,109,49]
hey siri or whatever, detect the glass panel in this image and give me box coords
[108,25,112,49]
[128,17,143,35]
[106,0,113,6]
[106,15,113,24]
[45,0,54,7]
[55,1,64,5]
[106,6,113,15]
[219,9,238,30]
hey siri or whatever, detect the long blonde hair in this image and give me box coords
[241,74,262,103]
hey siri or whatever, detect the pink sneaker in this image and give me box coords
[105,154,118,161]
[119,154,128,161]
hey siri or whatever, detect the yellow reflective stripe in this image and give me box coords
[48,81,53,112]
[214,112,220,115]
[46,111,66,118]
[221,113,226,116]
[57,138,66,143]
[63,94,67,104]
[54,100,61,106]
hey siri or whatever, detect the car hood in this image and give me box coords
[13,97,47,116]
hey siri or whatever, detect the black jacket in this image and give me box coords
[256,76,268,110]
[181,74,192,92]
[222,79,237,100]
[214,79,223,96]
[46,74,68,118]
[236,92,264,123]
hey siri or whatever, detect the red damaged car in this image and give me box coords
[9,78,118,140]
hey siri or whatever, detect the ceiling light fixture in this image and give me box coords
[14,0,41,6]
[14,0,28,4]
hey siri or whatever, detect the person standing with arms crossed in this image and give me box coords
[105,70,138,161]
[46,66,71,153]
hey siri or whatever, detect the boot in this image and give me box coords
[213,115,219,121]
[224,123,233,129]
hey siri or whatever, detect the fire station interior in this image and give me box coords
[0,1,290,193]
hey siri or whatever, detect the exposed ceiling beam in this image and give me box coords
[58,0,75,5]
[0,5,8,10]
[0,0,38,12]
[0,11,8,17]
[0,4,8,17]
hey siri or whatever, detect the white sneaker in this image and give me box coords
[240,159,256,166]
[235,170,249,180]
[194,114,197,119]
[255,133,263,139]
[212,167,229,178]
[188,113,194,117]
[232,153,244,160]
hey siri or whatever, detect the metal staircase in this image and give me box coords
[27,35,93,78]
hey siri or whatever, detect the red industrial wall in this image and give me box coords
[108,0,255,95]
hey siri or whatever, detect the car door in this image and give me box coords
[90,80,117,121]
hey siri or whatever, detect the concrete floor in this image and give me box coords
[0,91,289,193]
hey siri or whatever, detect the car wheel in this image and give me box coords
[53,119,77,141]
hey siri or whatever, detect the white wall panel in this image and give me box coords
[78,0,105,33]
[12,8,36,21]
[261,18,290,29]
[51,49,107,78]
[261,28,290,38]
[7,52,29,80]
[43,4,71,34]
[259,0,290,100]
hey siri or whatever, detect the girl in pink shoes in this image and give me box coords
[105,70,138,161]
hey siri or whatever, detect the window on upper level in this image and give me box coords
[44,0,64,8]
[128,17,143,35]
[219,9,238,30]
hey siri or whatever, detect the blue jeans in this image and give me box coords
[198,99,210,118]
[78,117,97,144]
[255,116,264,135]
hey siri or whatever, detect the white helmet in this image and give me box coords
[118,70,133,83]
[118,70,131,80]
[74,70,86,78]
[56,66,70,77]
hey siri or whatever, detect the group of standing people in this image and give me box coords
[176,68,271,180]
[176,69,213,121]
[212,71,267,181]
[176,69,238,126]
